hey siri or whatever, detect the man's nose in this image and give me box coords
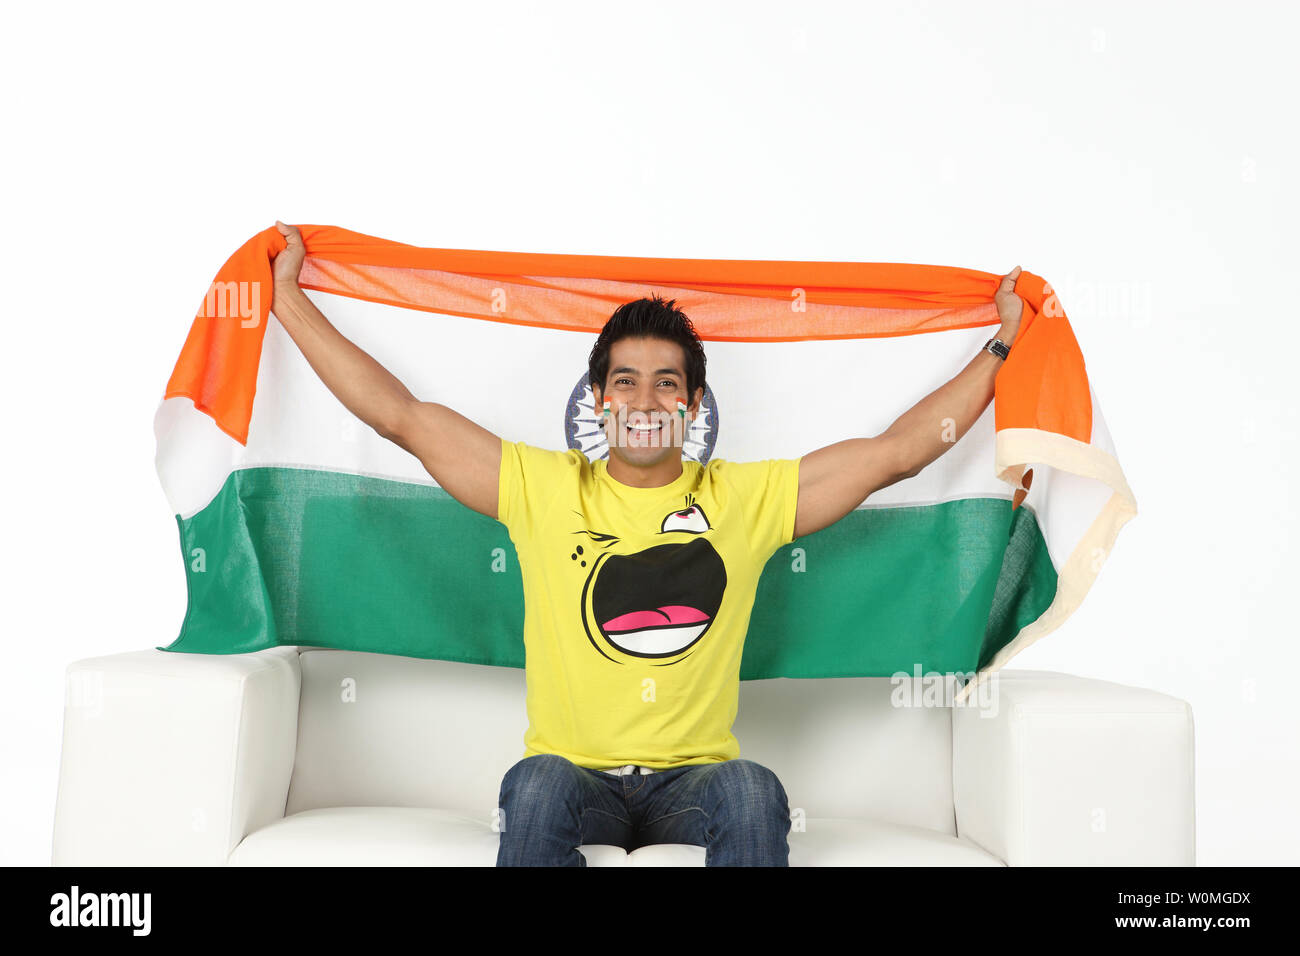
[629,402,668,418]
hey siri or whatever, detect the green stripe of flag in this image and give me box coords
[160,467,1057,678]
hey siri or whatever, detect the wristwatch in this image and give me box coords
[982,337,1011,360]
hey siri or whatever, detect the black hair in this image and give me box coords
[587,293,707,407]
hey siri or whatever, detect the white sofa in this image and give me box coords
[52,646,1196,866]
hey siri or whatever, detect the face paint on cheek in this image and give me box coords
[602,397,616,445]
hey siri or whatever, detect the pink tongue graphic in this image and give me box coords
[604,605,709,632]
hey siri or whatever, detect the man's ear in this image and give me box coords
[592,382,604,417]
[689,386,704,419]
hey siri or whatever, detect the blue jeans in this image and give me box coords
[495,753,791,866]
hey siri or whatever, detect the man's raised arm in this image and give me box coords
[793,266,1025,539]
[269,221,503,520]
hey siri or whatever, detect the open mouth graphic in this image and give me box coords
[591,540,726,658]
[603,604,710,654]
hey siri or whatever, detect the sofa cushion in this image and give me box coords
[227,806,1001,866]
[625,819,1003,866]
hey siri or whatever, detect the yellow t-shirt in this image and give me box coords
[497,438,801,770]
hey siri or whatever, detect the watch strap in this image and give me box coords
[983,337,1010,360]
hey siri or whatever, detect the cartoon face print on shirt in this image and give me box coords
[566,493,727,666]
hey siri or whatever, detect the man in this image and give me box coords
[269,220,1025,866]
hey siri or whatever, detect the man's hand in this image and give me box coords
[273,220,306,292]
[994,265,1023,345]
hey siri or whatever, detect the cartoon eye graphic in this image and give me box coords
[661,503,711,535]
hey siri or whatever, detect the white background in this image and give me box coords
[2,0,1296,866]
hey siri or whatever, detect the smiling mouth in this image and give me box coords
[618,419,671,445]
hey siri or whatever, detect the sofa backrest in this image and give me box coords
[286,649,958,834]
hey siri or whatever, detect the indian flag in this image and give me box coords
[155,224,1136,700]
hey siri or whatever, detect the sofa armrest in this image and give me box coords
[951,669,1195,866]
[53,646,301,865]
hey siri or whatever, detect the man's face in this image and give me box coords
[594,336,702,469]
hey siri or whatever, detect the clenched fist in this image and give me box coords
[273,220,305,289]
[994,265,1023,346]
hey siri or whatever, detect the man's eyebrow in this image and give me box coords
[611,366,682,377]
